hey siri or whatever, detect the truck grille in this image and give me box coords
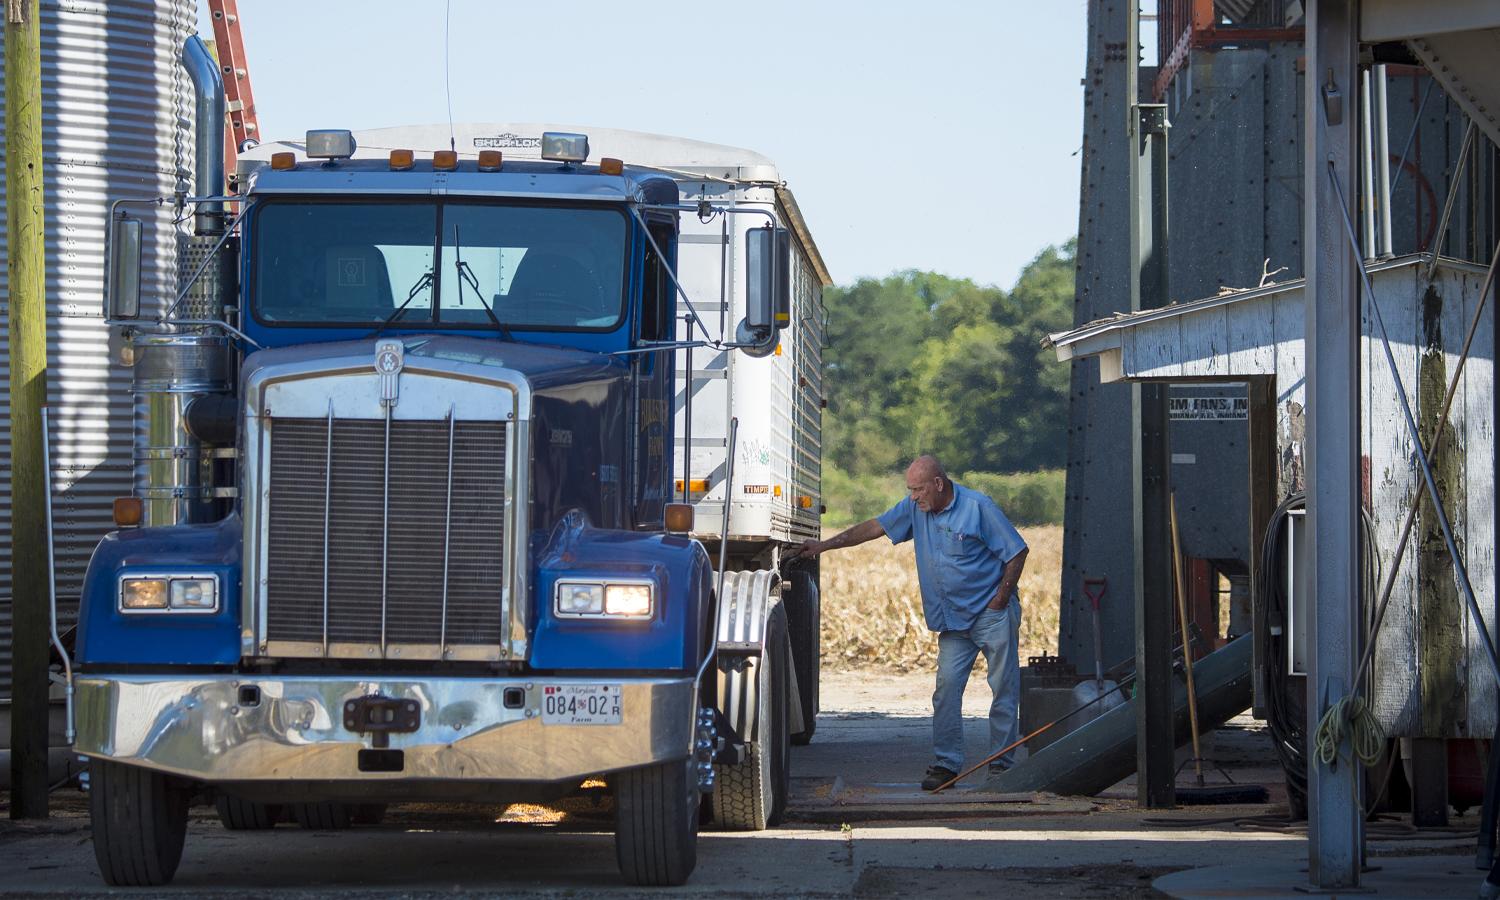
[264,416,507,657]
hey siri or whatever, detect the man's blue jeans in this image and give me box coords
[932,601,1022,773]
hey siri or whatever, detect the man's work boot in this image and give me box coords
[921,765,958,792]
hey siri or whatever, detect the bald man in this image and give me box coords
[793,455,1028,792]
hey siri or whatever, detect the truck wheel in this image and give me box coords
[214,794,281,830]
[785,566,820,745]
[712,604,792,830]
[289,802,352,830]
[614,757,699,886]
[89,759,190,887]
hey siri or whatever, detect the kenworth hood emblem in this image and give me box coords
[374,339,404,408]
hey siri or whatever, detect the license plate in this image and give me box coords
[540,684,623,725]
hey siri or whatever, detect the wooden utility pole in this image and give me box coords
[6,0,52,819]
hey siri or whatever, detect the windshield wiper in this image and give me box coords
[369,269,435,339]
[452,224,514,341]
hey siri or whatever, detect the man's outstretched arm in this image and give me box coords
[789,518,886,559]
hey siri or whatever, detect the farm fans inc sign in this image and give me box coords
[1169,396,1248,421]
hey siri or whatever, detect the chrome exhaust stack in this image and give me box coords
[133,36,236,527]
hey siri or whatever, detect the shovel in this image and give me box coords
[1071,577,1124,715]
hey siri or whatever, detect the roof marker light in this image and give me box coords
[599,157,624,176]
[389,149,414,171]
[270,151,295,170]
[433,150,458,171]
[477,150,503,171]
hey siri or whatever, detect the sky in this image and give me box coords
[203,1,1089,291]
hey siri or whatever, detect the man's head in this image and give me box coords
[905,454,954,513]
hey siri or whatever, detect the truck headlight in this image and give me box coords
[119,575,220,614]
[604,584,652,617]
[170,578,218,610]
[121,578,168,610]
[557,583,604,615]
[555,580,654,619]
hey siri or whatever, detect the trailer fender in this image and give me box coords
[714,570,804,740]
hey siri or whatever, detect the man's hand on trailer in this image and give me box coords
[786,518,886,560]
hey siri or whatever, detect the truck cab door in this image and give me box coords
[633,221,675,528]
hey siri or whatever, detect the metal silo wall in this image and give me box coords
[0,0,195,698]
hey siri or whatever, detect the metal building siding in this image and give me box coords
[0,0,194,699]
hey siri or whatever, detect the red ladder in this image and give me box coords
[206,0,260,177]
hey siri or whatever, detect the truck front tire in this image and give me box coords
[614,757,699,886]
[89,759,190,887]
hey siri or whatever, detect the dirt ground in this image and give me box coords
[1,670,1480,898]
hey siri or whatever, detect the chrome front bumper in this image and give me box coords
[74,674,694,783]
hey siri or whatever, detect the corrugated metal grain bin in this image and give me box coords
[0,0,195,699]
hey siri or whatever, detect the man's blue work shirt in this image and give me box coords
[877,484,1028,633]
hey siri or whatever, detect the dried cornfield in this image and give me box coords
[819,525,1062,672]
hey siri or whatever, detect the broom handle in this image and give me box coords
[1170,491,1203,781]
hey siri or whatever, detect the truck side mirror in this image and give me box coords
[106,216,144,320]
[745,226,791,332]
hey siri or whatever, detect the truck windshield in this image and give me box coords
[252,200,628,331]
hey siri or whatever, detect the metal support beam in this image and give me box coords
[1304,0,1364,887]
[1129,0,1176,808]
[5,0,51,820]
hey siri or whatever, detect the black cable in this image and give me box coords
[1259,492,1384,820]
[1260,492,1307,810]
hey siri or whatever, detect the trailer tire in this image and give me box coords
[289,802,352,830]
[351,803,387,826]
[711,604,791,830]
[785,566,820,745]
[89,759,190,887]
[614,757,699,886]
[214,794,281,830]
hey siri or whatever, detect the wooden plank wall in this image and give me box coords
[1102,260,1493,735]
[1363,264,1494,737]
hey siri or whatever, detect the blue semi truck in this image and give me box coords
[68,38,826,888]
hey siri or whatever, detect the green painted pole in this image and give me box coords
[6,0,52,819]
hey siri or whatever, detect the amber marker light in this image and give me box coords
[433,150,458,171]
[598,157,624,176]
[664,503,695,534]
[113,497,143,527]
[477,150,503,171]
[797,495,814,509]
[270,151,296,170]
[389,148,414,171]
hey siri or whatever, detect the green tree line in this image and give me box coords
[820,240,1076,524]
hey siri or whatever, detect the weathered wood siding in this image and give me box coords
[1091,257,1493,736]
[1365,262,1495,737]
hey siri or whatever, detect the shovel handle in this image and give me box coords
[1082,577,1107,610]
